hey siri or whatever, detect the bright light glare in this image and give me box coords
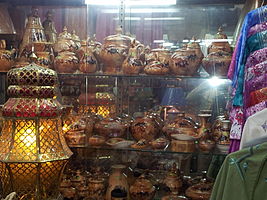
[102,8,179,13]
[86,0,176,6]
[144,17,184,21]
[208,76,226,87]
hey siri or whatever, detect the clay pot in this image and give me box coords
[208,27,232,54]
[99,28,132,74]
[131,117,159,141]
[202,27,232,77]
[94,118,128,138]
[130,174,156,200]
[170,48,200,76]
[202,51,232,77]
[163,163,183,195]
[54,26,75,53]
[144,48,171,75]
[197,114,216,152]
[88,135,106,147]
[54,51,79,73]
[78,40,97,73]
[64,130,86,147]
[185,179,213,200]
[0,40,14,72]
[122,41,144,74]
[88,177,106,200]
[162,112,198,139]
[106,165,129,200]
[36,51,53,68]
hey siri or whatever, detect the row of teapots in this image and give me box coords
[0,26,232,77]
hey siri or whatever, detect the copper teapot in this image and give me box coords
[99,27,133,74]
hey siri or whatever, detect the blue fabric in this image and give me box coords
[233,29,267,106]
[232,6,267,87]
[232,6,267,106]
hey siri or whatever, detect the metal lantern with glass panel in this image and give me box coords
[0,61,72,199]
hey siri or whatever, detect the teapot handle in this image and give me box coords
[0,40,6,49]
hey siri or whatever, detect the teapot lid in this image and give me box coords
[58,26,72,40]
[187,36,201,49]
[215,27,228,39]
[71,30,80,42]
[104,27,132,43]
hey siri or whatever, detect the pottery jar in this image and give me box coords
[197,114,216,152]
[185,178,213,200]
[106,165,129,200]
[54,26,75,53]
[78,40,97,73]
[163,163,183,195]
[64,130,86,147]
[99,28,132,74]
[187,37,204,63]
[144,48,171,75]
[94,118,128,138]
[202,51,232,77]
[211,115,227,142]
[0,40,14,72]
[122,40,144,75]
[88,177,106,200]
[207,27,232,54]
[54,51,79,73]
[162,112,198,139]
[87,35,102,64]
[170,48,200,76]
[202,27,232,77]
[130,174,156,200]
[131,116,158,141]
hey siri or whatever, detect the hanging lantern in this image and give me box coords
[0,61,72,199]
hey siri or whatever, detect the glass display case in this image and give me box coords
[0,0,248,199]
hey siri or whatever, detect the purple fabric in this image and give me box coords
[229,139,241,153]
[247,21,267,38]
[245,100,267,118]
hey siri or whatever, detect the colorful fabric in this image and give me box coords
[245,100,267,118]
[247,21,267,38]
[249,87,267,107]
[233,30,267,107]
[230,6,267,85]
[229,106,244,140]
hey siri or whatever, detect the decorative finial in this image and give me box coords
[63,26,67,32]
[29,52,38,63]
[115,27,123,34]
